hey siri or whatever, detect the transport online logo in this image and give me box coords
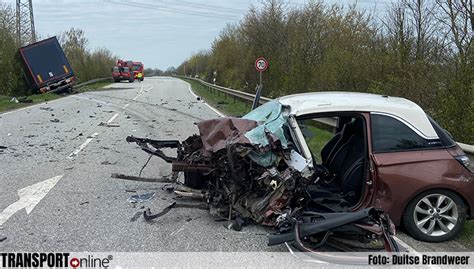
[0,253,112,268]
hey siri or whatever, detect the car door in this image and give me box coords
[369,113,453,225]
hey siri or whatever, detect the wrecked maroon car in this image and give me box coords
[126,92,473,251]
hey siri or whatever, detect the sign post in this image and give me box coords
[253,57,268,109]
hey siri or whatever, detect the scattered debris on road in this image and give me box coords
[143,202,208,221]
[111,173,170,183]
[128,192,155,204]
[50,119,60,123]
[98,122,120,127]
[100,160,117,165]
[39,107,53,111]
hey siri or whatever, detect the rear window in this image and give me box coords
[371,114,442,152]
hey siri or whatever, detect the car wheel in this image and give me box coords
[403,190,466,242]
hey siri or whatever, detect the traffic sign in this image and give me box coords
[255,57,268,72]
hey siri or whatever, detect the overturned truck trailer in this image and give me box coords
[126,101,398,253]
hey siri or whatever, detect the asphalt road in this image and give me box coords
[0,77,284,251]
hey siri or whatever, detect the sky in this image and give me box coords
[3,0,394,70]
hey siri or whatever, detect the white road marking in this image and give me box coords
[67,132,99,159]
[186,84,225,117]
[122,104,130,109]
[132,84,153,101]
[107,113,119,124]
[0,175,63,226]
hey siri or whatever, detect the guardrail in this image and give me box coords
[177,76,474,154]
[74,77,112,89]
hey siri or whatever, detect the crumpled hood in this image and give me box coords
[197,117,257,156]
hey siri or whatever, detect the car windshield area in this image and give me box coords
[132,65,141,71]
[112,66,119,72]
[123,67,130,72]
[297,117,337,164]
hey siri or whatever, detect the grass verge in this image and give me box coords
[458,221,474,250]
[0,80,112,113]
[75,81,113,92]
[181,78,251,117]
[0,93,62,113]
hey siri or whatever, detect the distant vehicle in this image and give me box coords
[132,62,144,81]
[18,36,75,93]
[112,66,134,83]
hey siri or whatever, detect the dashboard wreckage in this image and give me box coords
[125,100,399,253]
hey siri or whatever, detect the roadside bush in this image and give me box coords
[59,28,116,82]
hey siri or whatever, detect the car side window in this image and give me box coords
[371,114,439,152]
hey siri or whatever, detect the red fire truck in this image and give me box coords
[112,60,134,83]
[132,62,144,81]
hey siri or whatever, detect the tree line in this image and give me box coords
[176,0,473,144]
[0,3,116,96]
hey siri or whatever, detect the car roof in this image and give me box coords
[277,91,438,139]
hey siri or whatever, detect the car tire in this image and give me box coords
[403,189,466,242]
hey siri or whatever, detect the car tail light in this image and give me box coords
[455,155,472,172]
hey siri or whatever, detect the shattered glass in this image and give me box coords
[243,100,289,148]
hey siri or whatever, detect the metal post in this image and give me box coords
[252,72,263,110]
[28,0,35,43]
[16,0,36,45]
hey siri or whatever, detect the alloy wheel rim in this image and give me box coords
[413,194,458,237]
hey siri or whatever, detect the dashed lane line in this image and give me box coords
[106,113,119,124]
[67,133,99,159]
